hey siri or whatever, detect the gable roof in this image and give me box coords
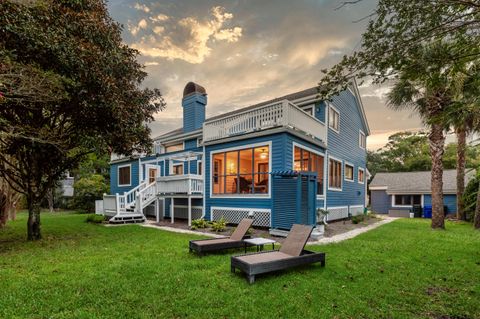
[370,169,475,194]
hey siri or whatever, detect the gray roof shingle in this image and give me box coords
[370,169,475,194]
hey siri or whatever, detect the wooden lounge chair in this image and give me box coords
[189,218,254,255]
[230,224,325,283]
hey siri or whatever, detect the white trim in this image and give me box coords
[359,130,366,150]
[291,142,326,197]
[301,104,314,116]
[202,145,206,218]
[328,105,340,133]
[344,161,354,182]
[145,164,160,183]
[326,205,349,209]
[369,186,387,190]
[327,155,343,191]
[209,141,272,199]
[391,194,423,208]
[358,167,365,184]
[349,78,371,135]
[197,137,203,147]
[117,164,132,187]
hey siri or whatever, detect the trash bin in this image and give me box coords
[412,204,422,218]
[423,205,432,218]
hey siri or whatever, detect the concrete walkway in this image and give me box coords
[309,217,397,245]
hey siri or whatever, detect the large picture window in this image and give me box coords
[212,145,269,195]
[293,146,324,195]
[393,195,421,206]
[328,158,342,190]
[118,165,131,186]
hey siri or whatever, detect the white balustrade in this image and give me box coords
[157,174,203,195]
[203,100,326,144]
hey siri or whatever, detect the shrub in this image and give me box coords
[86,214,105,224]
[463,174,479,222]
[211,217,227,232]
[190,218,209,230]
[73,174,109,213]
[352,214,366,224]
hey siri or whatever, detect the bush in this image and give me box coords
[211,217,227,232]
[463,174,479,222]
[86,214,105,224]
[190,218,209,230]
[352,214,366,224]
[73,174,109,213]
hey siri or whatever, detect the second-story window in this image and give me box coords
[328,106,340,132]
[328,158,342,190]
[344,163,354,181]
[172,163,183,175]
[165,143,184,153]
[359,131,366,149]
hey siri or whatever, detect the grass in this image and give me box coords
[0,212,479,319]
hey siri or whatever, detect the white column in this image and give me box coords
[188,196,192,227]
[171,197,174,224]
[155,199,159,223]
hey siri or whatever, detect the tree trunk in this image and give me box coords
[47,188,54,213]
[456,127,466,220]
[429,123,445,229]
[475,179,480,229]
[0,193,7,228]
[27,198,42,240]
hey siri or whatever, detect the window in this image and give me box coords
[302,105,314,116]
[359,131,366,149]
[294,146,324,195]
[197,138,203,147]
[197,161,202,175]
[328,106,340,131]
[212,145,269,195]
[345,163,354,181]
[165,143,184,153]
[172,163,183,175]
[393,195,421,206]
[358,168,365,184]
[328,158,342,190]
[148,168,158,183]
[118,165,131,186]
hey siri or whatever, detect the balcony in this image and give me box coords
[203,100,327,144]
[157,174,203,195]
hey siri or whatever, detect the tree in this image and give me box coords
[73,174,109,213]
[320,1,480,229]
[0,0,165,240]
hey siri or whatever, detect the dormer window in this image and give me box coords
[328,106,340,132]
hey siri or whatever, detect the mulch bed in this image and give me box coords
[152,216,382,244]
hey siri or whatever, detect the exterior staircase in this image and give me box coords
[109,182,157,224]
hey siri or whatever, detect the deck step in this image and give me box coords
[109,214,146,224]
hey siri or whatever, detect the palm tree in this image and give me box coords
[386,43,456,229]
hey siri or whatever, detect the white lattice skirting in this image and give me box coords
[327,205,365,221]
[173,206,203,220]
[211,207,271,227]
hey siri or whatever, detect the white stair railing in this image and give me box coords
[135,182,157,213]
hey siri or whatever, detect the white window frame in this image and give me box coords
[358,167,365,184]
[328,156,343,191]
[344,162,354,182]
[302,104,314,116]
[118,164,132,187]
[197,138,203,147]
[197,160,203,175]
[210,141,272,199]
[328,105,340,133]
[391,194,424,208]
[291,142,326,198]
[359,130,366,149]
[171,163,184,176]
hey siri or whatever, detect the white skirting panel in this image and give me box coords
[211,206,271,227]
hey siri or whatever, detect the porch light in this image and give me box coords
[260,149,267,159]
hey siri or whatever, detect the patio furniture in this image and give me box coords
[243,237,276,253]
[189,218,254,255]
[231,224,325,283]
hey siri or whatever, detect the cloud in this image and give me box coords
[131,6,243,64]
[150,14,169,22]
[133,3,150,13]
[129,18,148,36]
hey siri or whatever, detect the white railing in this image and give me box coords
[123,182,146,208]
[203,100,327,144]
[157,174,203,195]
[136,182,157,212]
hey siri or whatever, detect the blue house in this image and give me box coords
[369,170,474,217]
[102,81,370,232]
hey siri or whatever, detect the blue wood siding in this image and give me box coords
[315,101,326,123]
[424,194,457,214]
[184,138,198,150]
[182,93,206,132]
[371,190,389,214]
[110,160,140,195]
[326,90,367,209]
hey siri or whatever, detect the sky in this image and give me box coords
[107,0,423,150]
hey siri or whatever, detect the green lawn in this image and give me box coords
[0,212,479,319]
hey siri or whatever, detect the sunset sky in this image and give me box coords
[107,0,423,150]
